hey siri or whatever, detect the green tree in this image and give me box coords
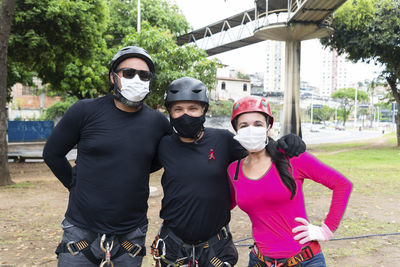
[209,100,234,116]
[321,0,400,146]
[236,71,250,80]
[1,0,17,185]
[8,0,110,99]
[331,88,369,126]
[311,105,335,123]
[105,0,189,49]
[42,96,78,121]
[122,22,220,109]
[1,0,108,186]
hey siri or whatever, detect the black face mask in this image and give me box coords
[170,113,205,139]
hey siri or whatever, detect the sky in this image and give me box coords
[173,0,383,87]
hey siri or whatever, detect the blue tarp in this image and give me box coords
[8,121,54,142]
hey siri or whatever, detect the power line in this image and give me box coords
[233,232,400,247]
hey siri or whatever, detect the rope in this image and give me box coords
[233,232,400,247]
[330,232,400,241]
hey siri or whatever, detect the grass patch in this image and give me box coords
[308,134,400,196]
[308,132,397,153]
[4,181,36,189]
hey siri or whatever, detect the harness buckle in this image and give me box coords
[221,227,229,239]
[128,244,142,258]
[66,241,79,256]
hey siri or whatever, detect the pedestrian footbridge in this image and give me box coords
[177,0,347,137]
[177,0,346,56]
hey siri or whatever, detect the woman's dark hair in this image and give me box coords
[266,137,297,199]
[264,116,297,199]
[234,113,297,199]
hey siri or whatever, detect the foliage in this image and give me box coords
[105,0,190,49]
[209,100,234,116]
[8,0,110,99]
[321,0,400,145]
[236,71,250,80]
[6,0,193,100]
[308,105,335,123]
[122,22,221,109]
[331,88,369,125]
[42,96,78,120]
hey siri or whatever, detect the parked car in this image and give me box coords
[335,125,345,131]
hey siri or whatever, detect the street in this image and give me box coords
[301,124,384,145]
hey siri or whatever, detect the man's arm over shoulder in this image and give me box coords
[276,133,306,158]
[149,111,171,173]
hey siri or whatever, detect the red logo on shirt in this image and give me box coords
[208,149,215,160]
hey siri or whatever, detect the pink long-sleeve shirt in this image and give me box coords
[227,152,352,258]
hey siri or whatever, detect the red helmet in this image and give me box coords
[231,96,274,130]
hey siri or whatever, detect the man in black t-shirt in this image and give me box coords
[43,46,170,266]
[151,77,306,267]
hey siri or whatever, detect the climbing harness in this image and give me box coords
[151,226,233,267]
[250,242,319,267]
[56,232,145,266]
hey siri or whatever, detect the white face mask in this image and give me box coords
[119,75,150,102]
[234,126,268,152]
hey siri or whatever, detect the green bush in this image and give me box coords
[208,100,234,116]
[43,96,78,120]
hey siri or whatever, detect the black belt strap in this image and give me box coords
[161,226,231,266]
[56,238,145,264]
[56,239,101,265]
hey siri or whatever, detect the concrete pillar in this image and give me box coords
[282,40,302,137]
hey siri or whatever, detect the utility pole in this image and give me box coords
[310,90,313,125]
[137,0,141,33]
[335,105,338,124]
[354,87,358,128]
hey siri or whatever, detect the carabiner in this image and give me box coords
[100,234,114,253]
[99,234,114,267]
[153,238,166,260]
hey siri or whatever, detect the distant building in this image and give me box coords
[320,48,349,97]
[211,77,251,102]
[7,78,61,120]
[264,41,285,93]
[250,72,264,96]
[300,81,318,99]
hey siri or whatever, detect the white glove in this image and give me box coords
[292,217,333,245]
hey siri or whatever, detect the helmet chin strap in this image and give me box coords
[112,72,146,109]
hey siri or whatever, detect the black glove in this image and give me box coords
[277,133,306,158]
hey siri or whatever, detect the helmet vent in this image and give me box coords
[170,90,179,94]
[192,89,202,93]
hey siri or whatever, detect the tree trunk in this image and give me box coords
[386,75,400,147]
[396,112,400,147]
[0,0,17,186]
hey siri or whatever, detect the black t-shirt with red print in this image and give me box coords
[158,128,245,243]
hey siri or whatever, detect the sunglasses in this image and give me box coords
[116,68,153,81]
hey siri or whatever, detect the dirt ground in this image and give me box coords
[0,158,399,267]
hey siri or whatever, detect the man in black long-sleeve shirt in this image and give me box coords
[43,46,170,266]
[150,77,306,267]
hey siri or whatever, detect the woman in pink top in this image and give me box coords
[227,96,352,267]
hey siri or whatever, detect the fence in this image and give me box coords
[7,121,54,142]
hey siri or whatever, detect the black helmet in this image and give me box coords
[109,46,154,108]
[109,46,155,76]
[165,77,209,112]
